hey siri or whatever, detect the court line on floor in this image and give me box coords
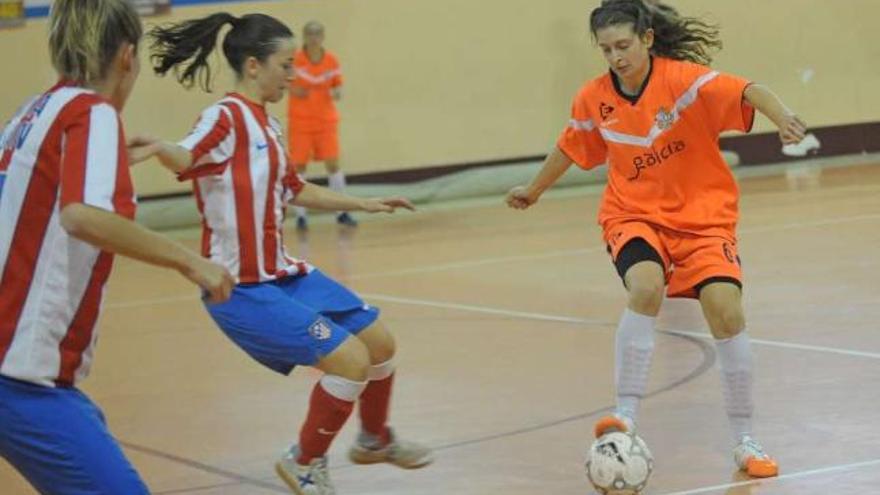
[348,246,606,280]
[360,293,612,326]
[120,442,289,494]
[149,326,715,494]
[104,210,880,311]
[665,330,880,360]
[660,457,880,495]
[362,293,880,361]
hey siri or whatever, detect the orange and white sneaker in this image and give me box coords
[734,436,779,478]
[593,414,635,438]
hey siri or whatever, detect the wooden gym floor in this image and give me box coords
[2,160,879,494]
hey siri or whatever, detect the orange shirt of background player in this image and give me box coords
[288,49,342,131]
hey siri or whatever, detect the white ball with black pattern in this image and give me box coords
[585,431,653,495]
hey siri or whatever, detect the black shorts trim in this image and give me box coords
[694,276,742,296]
[613,238,665,280]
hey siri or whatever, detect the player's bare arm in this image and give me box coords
[151,141,195,173]
[291,182,414,213]
[60,203,233,302]
[744,84,807,144]
[506,147,573,210]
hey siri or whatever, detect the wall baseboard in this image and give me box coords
[331,121,879,185]
[140,121,878,201]
[721,121,880,167]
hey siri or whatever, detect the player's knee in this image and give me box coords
[709,307,745,339]
[325,338,370,382]
[347,340,371,381]
[367,332,396,365]
[627,281,664,315]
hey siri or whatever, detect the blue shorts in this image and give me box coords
[0,376,149,495]
[204,270,380,374]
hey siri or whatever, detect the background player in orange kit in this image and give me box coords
[507,0,806,479]
[288,20,355,229]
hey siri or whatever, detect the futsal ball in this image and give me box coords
[585,431,653,495]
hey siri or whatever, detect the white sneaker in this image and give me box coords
[275,445,336,495]
[733,436,779,478]
[348,429,433,469]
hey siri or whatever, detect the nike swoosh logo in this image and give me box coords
[317,428,338,436]
[256,142,269,151]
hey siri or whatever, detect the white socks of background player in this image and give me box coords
[294,172,347,220]
[328,171,349,217]
[328,171,347,193]
[615,308,656,425]
[715,331,754,443]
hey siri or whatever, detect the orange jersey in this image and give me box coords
[557,57,754,239]
[288,49,342,130]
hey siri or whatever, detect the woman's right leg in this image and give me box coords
[613,259,665,428]
[293,336,371,465]
[276,336,370,495]
[597,234,667,437]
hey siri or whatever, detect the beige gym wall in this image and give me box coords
[0,0,877,196]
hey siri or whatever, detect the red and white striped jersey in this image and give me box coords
[0,82,135,387]
[178,93,308,284]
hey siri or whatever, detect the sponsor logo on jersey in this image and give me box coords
[628,140,687,181]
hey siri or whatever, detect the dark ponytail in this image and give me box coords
[590,0,722,66]
[149,12,294,92]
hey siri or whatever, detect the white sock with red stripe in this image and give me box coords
[715,331,754,443]
[328,171,347,193]
[615,308,656,425]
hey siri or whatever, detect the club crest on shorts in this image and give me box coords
[309,320,332,340]
[655,106,675,130]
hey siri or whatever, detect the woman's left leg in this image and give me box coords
[349,320,433,469]
[699,281,778,478]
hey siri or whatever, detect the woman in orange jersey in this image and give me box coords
[288,20,355,230]
[507,0,806,478]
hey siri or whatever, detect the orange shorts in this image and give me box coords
[289,127,338,166]
[604,221,742,299]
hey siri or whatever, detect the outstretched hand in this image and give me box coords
[127,135,161,165]
[361,197,416,213]
[183,256,235,304]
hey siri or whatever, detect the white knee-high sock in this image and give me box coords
[615,308,656,424]
[715,331,754,443]
[328,171,347,193]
